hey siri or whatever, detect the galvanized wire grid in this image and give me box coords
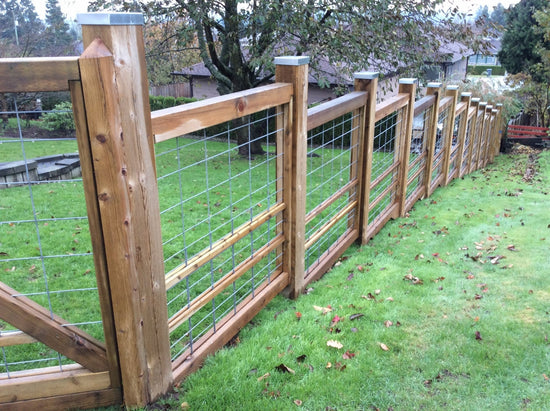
[305,111,360,273]
[448,112,463,174]
[432,106,450,182]
[369,109,402,223]
[155,110,284,360]
[461,117,474,174]
[407,107,432,199]
[0,94,103,376]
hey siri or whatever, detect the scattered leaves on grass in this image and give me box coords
[362,293,376,300]
[384,320,393,327]
[181,402,190,410]
[507,245,518,252]
[257,372,270,381]
[349,313,364,321]
[403,273,423,285]
[327,340,343,349]
[275,363,295,374]
[296,354,307,363]
[379,343,390,351]
[313,305,332,314]
[475,331,483,341]
[330,315,342,327]
[342,350,356,360]
[294,399,303,406]
[346,273,354,281]
[295,311,302,321]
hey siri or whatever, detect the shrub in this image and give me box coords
[42,101,75,131]
[149,95,197,111]
[467,65,506,76]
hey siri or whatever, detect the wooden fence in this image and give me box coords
[0,13,504,410]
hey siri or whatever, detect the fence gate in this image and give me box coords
[0,58,121,408]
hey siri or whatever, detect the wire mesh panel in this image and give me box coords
[304,108,362,277]
[155,107,286,362]
[368,105,405,227]
[447,110,463,180]
[0,93,104,375]
[461,115,474,176]
[406,104,433,206]
[470,108,485,172]
[431,99,451,188]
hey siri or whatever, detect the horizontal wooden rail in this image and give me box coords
[307,91,367,131]
[368,180,398,212]
[0,369,111,403]
[305,180,357,225]
[172,272,289,382]
[455,101,467,117]
[468,106,477,119]
[0,331,36,347]
[165,203,286,290]
[413,95,436,117]
[408,152,427,170]
[374,93,409,122]
[407,163,425,185]
[0,57,80,92]
[438,96,454,112]
[304,201,357,250]
[152,83,293,142]
[432,152,445,170]
[168,235,284,333]
[370,162,399,190]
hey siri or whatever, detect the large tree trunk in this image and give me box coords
[235,115,266,158]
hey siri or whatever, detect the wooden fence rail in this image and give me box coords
[0,12,504,410]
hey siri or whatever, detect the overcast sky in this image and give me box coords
[31,0,522,22]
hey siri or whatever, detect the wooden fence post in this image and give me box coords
[456,92,472,176]
[77,13,172,406]
[354,72,379,244]
[442,85,459,185]
[424,82,442,197]
[275,56,309,299]
[397,78,417,217]
[467,98,481,173]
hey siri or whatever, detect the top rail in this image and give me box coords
[307,91,367,131]
[374,93,409,122]
[151,83,293,143]
[0,57,80,92]
[455,101,467,117]
[413,95,436,117]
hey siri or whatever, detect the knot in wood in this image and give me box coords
[235,98,247,113]
[98,192,110,202]
[96,134,107,143]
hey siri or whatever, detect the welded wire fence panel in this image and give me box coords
[461,116,474,175]
[155,109,285,360]
[369,109,402,224]
[305,111,360,275]
[431,103,450,185]
[406,107,432,201]
[0,93,104,375]
[448,112,462,178]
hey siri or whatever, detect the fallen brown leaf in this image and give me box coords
[275,364,295,374]
[257,372,270,381]
[379,343,390,351]
[327,340,343,349]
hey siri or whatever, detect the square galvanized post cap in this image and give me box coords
[77,12,144,25]
[274,56,310,66]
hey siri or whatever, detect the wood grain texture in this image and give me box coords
[0,57,79,92]
[276,62,308,299]
[0,283,107,373]
[424,85,442,198]
[152,83,293,142]
[442,88,459,186]
[397,81,416,217]
[0,388,121,411]
[307,91,367,131]
[374,93,409,122]
[79,25,172,405]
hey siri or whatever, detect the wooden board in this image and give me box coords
[307,91,367,131]
[0,57,79,92]
[152,83,293,142]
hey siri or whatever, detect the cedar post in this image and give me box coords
[423,82,442,197]
[77,13,172,406]
[354,72,379,244]
[467,98,481,173]
[456,92,472,177]
[492,103,503,160]
[275,56,309,299]
[396,78,417,217]
[442,85,459,185]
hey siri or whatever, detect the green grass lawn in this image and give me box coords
[152,150,549,410]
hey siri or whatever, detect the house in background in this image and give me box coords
[467,38,502,67]
[424,41,472,82]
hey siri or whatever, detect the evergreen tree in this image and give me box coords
[44,0,75,55]
[498,0,547,75]
[0,0,45,57]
